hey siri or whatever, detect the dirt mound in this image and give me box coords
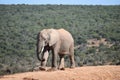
[0,65,120,80]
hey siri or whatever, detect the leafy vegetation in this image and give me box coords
[0,4,120,75]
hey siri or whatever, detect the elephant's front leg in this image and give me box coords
[58,54,65,70]
[51,49,58,71]
[40,51,49,70]
[52,50,58,70]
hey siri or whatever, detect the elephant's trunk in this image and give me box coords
[37,41,45,61]
[37,47,44,61]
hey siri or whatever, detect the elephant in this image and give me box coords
[36,28,75,71]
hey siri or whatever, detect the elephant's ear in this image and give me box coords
[48,29,59,46]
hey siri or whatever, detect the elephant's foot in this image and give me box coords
[59,67,65,70]
[33,66,41,71]
[47,67,57,72]
[70,65,75,69]
[58,66,65,70]
[39,66,46,71]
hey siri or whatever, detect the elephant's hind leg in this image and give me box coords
[69,44,75,68]
[69,55,75,68]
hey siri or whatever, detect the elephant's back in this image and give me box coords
[57,28,74,42]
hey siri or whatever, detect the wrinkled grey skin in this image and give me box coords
[36,28,75,70]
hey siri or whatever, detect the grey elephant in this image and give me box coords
[36,28,75,71]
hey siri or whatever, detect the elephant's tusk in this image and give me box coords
[41,46,44,54]
[41,41,45,53]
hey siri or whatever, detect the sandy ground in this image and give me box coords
[0,65,120,80]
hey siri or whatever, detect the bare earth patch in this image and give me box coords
[0,65,120,80]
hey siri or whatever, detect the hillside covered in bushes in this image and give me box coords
[0,4,120,75]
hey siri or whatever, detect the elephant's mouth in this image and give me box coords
[41,58,45,62]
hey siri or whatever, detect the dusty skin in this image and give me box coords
[0,65,120,80]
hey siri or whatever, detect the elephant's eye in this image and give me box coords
[42,37,48,43]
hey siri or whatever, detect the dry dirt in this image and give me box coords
[0,65,120,80]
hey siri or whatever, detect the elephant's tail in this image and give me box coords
[74,45,81,49]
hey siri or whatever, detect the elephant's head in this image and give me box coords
[36,29,59,61]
